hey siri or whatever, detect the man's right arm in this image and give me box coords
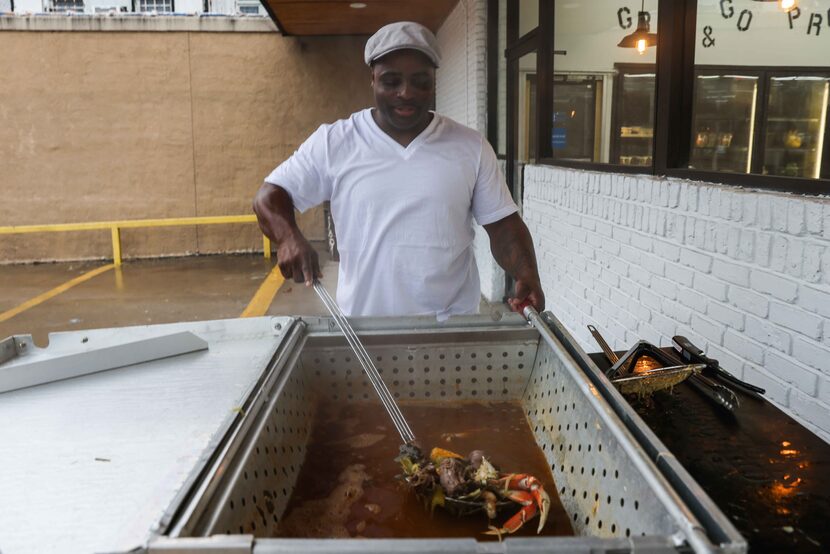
[253,183,321,286]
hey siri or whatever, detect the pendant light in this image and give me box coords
[752,0,798,12]
[617,0,658,55]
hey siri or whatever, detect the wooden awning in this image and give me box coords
[262,0,459,36]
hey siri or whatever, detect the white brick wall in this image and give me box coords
[524,165,830,443]
[436,0,506,302]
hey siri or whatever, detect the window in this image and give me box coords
[762,74,828,179]
[519,53,538,166]
[543,0,660,168]
[498,0,830,194]
[502,0,543,206]
[611,65,656,167]
[552,74,602,162]
[50,0,83,12]
[238,0,261,14]
[135,0,173,12]
[688,0,830,181]
[519,0,538,36]
[689,70,759,174]
[494,0,508,157]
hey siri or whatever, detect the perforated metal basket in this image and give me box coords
[155,313,746,554]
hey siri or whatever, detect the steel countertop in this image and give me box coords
[0,317,294,554]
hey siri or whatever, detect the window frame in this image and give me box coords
[493,0,830,195]
[133,0,175,12]
[504,2,541,204]
[49,0,84,12]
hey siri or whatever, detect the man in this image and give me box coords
[254,21,543,318]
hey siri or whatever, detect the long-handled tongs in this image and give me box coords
[672,335,765,399]
[312,280,416,445]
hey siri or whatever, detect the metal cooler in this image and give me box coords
[0,313,746,554]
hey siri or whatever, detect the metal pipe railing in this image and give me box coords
[0,215,271,266]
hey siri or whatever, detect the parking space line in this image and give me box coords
[0,264,115,324]
[241,265,285,318]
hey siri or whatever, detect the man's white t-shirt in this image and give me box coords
[265,108,517,319]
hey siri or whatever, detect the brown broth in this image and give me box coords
[276,401,574,539]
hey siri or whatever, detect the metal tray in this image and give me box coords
[159,313,745,553]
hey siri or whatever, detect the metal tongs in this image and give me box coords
[312,280,416,445]
[672,335,765,399]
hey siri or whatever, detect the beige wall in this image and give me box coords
[0,31,373,263]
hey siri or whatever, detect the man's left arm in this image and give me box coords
[483,213,545,312]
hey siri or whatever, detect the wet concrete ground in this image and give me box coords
[0,246,508,346]
[0,249,338,346]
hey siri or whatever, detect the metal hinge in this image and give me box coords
[0,335,33,365]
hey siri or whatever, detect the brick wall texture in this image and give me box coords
[436,0,506,302]
[435,0,829,443]
[524,165,830,442]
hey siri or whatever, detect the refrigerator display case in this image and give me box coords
[688,73,759,173]
[762,75,829,179]
[685,67,830,180]
[611,65,656,167]
[551,75,601,162]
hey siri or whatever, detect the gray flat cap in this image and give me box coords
[364,21,442,67]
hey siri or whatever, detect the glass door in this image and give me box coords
[688,73,759,174]
[762,74,830,179]
[551,75,601,162]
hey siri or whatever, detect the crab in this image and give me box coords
[396,444,551,537]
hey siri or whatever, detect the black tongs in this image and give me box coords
[671,335,766,399]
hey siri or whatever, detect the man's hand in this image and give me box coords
[277,231,322,286]
[484,213,545,313]
[253,182,323,287]
[508,278,545,313]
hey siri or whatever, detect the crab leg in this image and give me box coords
[483,496,537,535]
[503,474,550,532]
[486,474,551,535]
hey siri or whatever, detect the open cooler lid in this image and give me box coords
[0,316,297,554]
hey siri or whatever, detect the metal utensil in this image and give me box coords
[663,341,741,412]
[672,335,765,398]
[585,327,702,395]
[687,373,740,411]
[612,365,705,396]
[587,324,619,364]
[589,326,661,377]
[312,280,416,444]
